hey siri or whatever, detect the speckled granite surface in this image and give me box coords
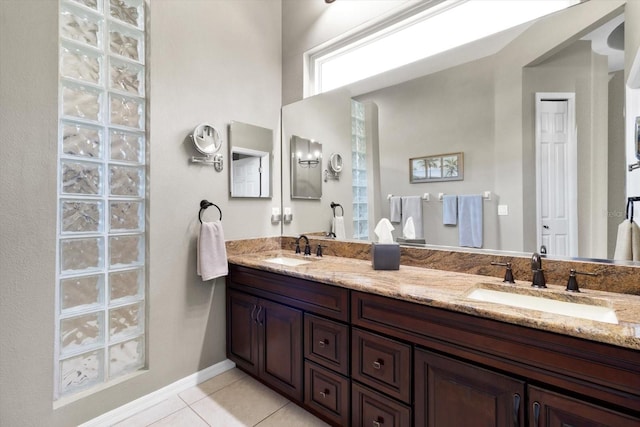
[226,237,640,350]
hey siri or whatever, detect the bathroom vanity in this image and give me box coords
[226,252,640,427]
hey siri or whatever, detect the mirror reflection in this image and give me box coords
[229,121,273,198]
[291,135,323,199]
[282,1,638,263]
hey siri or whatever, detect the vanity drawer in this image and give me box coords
[351,328,411,404]
[304,314,349,376]
[352,382,411,427]
[304,361,350,426]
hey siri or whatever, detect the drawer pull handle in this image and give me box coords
[373,416,384,427]
[318,339,329,348]
[319,389,329,398]
[372,359,384,370]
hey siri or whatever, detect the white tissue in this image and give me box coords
[403,217,416,239]
[374,218,395,244]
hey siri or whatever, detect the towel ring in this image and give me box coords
[199,199,222,223]
[627,197,640,222]
[330,202,344,217]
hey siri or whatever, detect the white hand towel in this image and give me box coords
[374,218,395,243]
[614,219,640,261]
[389,196,402,223]
[333,216,346,240]
[401,196,423,239]
[403,217,416,239]
[442,195,458,225]
[458,195,483,248]
[197,221,228,281]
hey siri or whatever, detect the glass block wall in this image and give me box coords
[352,100,369,240]
[56,0,146,399]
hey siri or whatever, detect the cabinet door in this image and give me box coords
[529,386,640,427]
[415,348,525,427]
[227,289,259,376]
[259,298,303,401]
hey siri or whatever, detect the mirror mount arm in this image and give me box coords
[191,153,224,172]
[629,161,640,172]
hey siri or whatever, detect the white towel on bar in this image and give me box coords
[613,219,640,261]
[197,221,228,281]
[442,195,458,225]
[332,216,346,240]
[458,195,483,248]
[389,196,402,223]
[401,196,423,239]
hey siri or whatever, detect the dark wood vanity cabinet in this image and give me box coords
[228,264,639,426]
[227,288,303,401]
[227,264,350,425]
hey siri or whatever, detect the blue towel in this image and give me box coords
[401,196,423,239]
[390,196,402,223]
[458,195,483,248]
[442,195,457,225]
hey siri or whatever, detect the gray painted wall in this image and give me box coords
[0,1,281,425]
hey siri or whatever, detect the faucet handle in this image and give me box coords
[316,244,324,257]
[490,261,515,283]
[566,269,598,292]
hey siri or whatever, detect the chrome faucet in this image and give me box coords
[531,252,547,288]
[295,235,311,256]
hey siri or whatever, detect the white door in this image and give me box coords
[233,156,261,197]
[535,94,577,257]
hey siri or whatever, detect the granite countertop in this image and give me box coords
[228,250,640,351]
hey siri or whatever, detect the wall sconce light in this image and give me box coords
[297,150,321,167]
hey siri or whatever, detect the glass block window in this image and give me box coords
[352,100,369,240]
[56,0,145,399]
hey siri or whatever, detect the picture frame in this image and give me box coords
[410,152,464,183]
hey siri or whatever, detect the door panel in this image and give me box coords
[260,298,303,401]
[415,348,525,427]
[529,386,640,427]
[227,289,259,375]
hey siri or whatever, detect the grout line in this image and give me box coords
[252,401,291,427]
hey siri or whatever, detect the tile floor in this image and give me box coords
[111,368,330,427]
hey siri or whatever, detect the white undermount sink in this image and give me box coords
[466,287,618,324]
[264,256,312,267]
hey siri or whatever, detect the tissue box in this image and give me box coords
[371,243,400,270]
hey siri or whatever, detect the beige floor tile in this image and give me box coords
[190,376,288,426]
[255,402,330,427]
[111,395,186,427]
[179,368,247,405]
[148,407,209,427]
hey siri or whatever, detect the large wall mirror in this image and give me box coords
[229,121,273,198]
[281,0,640,264]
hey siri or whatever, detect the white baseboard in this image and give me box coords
[80,359,236,427]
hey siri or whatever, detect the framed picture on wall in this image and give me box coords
[410,152,464,183]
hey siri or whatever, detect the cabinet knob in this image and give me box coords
[319,389,329,398]
[372,416,384,427]
[372,359,384,370]
[318,339,329,348]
